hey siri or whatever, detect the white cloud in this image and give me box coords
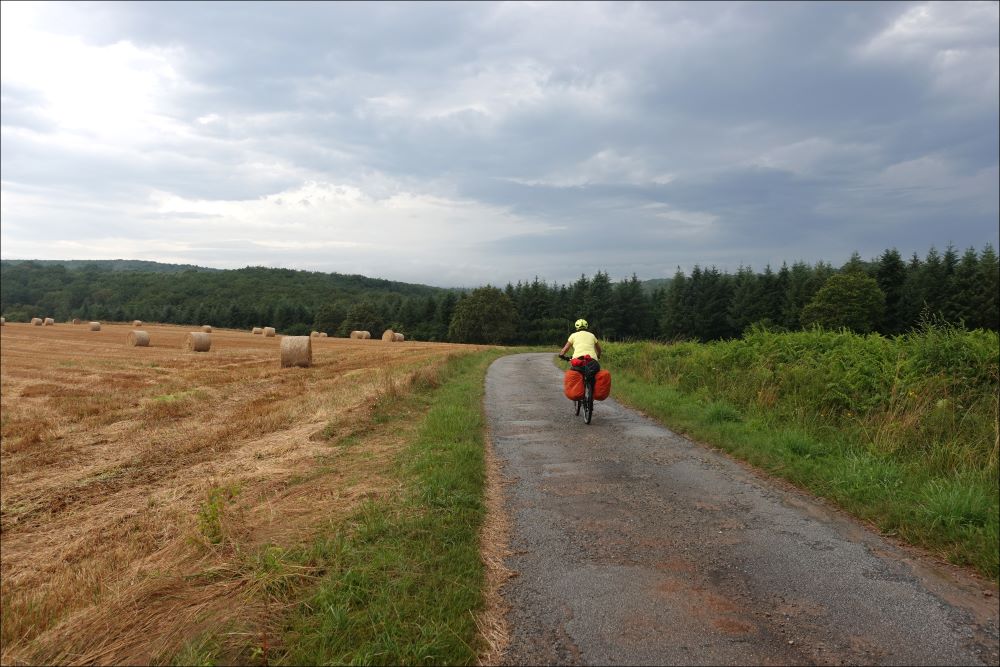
[753,137,879,175]
[504,149,675,187]
[856,1,999,105]
[0,14,187,143]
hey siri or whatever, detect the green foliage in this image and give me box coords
[801,272,885,333]
[276,350,504,665]
[605,325,999,578]
[172,634,222,667]
[3,243,997,345]
[197,484,241,545]
[876,248,908,334]
[337,301,385,338]
[447,285,518,344]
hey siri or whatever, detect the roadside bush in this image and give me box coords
[604,323,999,475]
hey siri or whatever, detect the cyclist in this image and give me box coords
[560,318,602,374]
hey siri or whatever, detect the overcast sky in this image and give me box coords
[1,1,997,287]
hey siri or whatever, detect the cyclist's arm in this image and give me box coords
[595,341,603,358]
[559,341,572,356]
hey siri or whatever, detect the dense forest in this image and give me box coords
[2,244,998,344]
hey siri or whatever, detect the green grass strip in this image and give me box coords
[276,349,505,666]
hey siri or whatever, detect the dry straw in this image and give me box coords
[201,325,212,333]
[72,318,81,325]
[393,333,405,342]
[89,322,101,331]
[251,327,263,335]
[31,318,43,326]
[186,332,211,352]
[280,335,312,368]
[263,327,276,337]
[43,317,55,326]
[127,331,150,347]
[350,330,371,339]
[381,329,395,341]
[133,320,142,327]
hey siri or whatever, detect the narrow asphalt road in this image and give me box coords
[485,353,999,666]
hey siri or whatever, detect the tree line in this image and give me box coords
[2,244,997,344]
[455,243,998,343]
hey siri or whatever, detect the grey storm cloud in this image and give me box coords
[1,1,997,286]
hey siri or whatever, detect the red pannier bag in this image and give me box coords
[593,370,612,401]
[563,370,585,401]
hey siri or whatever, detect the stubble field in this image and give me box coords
[0,322,489,664]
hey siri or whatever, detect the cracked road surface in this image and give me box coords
[486,353,999,666]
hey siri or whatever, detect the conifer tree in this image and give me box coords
[876,248,907,334]
[977,244,1000,331]
[660,267,689,340]
[585,271,615,338]
[728,266,761,335]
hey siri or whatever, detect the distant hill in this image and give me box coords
[0,258,220,273]
[0,259,460,337]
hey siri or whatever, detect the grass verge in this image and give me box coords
[269,348,506,665]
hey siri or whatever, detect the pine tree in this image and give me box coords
[585,271,615,339]
[782,261,813,330]
[758,264,783,326]
[919,247,947,318]
[946,248,980,328]
[614,274,652,340]
[977,244,1000,331]
[842,251,867,275]
[728,266,762,335]
[875,248,907,334]
[693,267,733,341]
[899,252,923,330]
[660,267,689,340]
[435,292,458,340]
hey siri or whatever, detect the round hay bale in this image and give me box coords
[263,327,276,337]
[186,332,211,352]
[310,331,320,338]
[382,329,395,341]
[319,332,328,337]
[133,320,143,327]
[393,333,405,342]
[43,317,55,326]
[201,325,212,333]
[252,327,263,335]
[0,317,5,326]
[89,321,101,331]
[31,318,43,326]
[72,318,81,325]
[127,330,150,347]
[349,330,371,339]
[280,335,312,368]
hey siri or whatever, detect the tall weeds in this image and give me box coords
[607,323,999,476]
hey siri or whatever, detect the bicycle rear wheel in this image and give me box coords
[584,381,593,424]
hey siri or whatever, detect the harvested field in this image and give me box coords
[0,322,490,665]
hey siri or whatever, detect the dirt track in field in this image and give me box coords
[485,353,999,666]
[0,321,486,665]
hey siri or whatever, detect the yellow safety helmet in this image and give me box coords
[574,318,588,330]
